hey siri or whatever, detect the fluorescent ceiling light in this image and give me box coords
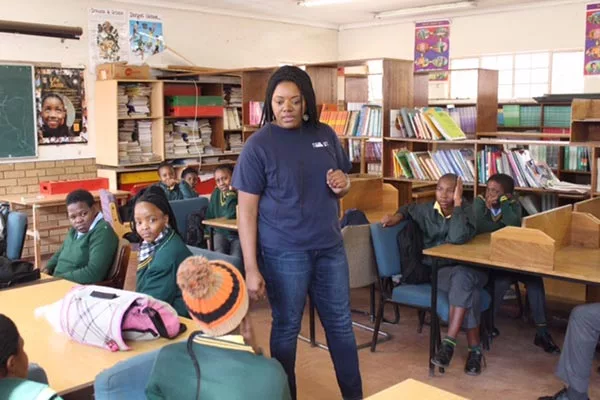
[297,0,353,7]
[374,1,476,19]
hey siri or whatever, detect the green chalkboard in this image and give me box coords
[0,65,36,158]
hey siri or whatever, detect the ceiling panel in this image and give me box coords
[135,0,569,26]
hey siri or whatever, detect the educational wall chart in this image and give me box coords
[414,20,450,76]
[585,3,600,75]
[35,68,87,145]
[129,12,165,64]
[88,8,129,70]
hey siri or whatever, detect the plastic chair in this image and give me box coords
[6,211,27,260]
[97,239,131,289]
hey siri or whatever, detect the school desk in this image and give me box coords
[0,190,130,268]
[366,378,468,400]
[423,232,600,376]
[0,278,195,398]
[202,217,238,251]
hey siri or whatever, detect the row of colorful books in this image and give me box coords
[320,104,383,137]
[564,146,590,172]
[349,141,382,164]
[390,108,467,141]
[392,148,475,183]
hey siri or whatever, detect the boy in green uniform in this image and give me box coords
[475,173,560,354]
[0,314,62,400]
[44,190,118,284]
[382,173,487,375]
[145,256,291,400]
[206,165,241,259]
[154,161,196,200]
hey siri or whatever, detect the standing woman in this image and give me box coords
[232,66,362,400]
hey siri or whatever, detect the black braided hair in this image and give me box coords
[260,66,319,129]
[0,314,19,375]
[130,186,180,237]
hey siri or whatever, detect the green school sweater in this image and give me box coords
[474,195,522,234]
[154,181,196,201]
[0,378,63,400]
[45,218,118,284]
[136,230,192,317]
[397,200,476,266]
[145,338,291,400]
[205,188,238,237]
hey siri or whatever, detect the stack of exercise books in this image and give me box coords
[390,108,467,141]
[122,83,152,117]
[164,119,208,158]
[117,86,129,118]
[223,86,242,107]
[392,148,475,183]
[478,145,590,193]
[228,133,243,153]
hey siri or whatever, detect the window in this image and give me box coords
[552,51,584,94]
[446,51,581,101]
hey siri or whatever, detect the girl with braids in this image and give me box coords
[133,186,192,317]
[232,66,362,400]
[0,314,62,399]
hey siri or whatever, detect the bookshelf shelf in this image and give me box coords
[118,116,162,120]
[385,137,479,144]
[560,170,591,175]
[478,132,571,140]
[477,183,589,196]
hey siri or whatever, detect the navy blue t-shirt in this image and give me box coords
[232,122,352,251]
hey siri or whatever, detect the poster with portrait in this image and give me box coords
[88,8,129,70]
[35,68,87,145]
[585,3,600,75]
[414,20,450,78]
[129,12,165,64]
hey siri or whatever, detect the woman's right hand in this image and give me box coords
[245,266,266,301]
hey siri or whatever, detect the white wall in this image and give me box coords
[339,3,585,60]
[0,0,338,162]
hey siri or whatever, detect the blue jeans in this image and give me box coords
[260,242,363,400]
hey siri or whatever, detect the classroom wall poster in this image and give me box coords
[35,68,87,145]
[585,3,600,75]
[414,20,450,79]
[129,12,165,64]
[88,8,129,70]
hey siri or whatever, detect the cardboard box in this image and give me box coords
[96,63,151,80]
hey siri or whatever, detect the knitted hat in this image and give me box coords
[177,256,248,337]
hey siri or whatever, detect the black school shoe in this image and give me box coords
[464,350,485,376]
[538,387,589,400]
[431,341,454,368]
[534,331,561,354]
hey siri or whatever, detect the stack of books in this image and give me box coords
[320,104,383,137]
[224,86,242,107]
[228,133,243,153]
[118,119,160,164]
[563,146,590,171]
[248,102,264,126]
[478,146,590,193]
[122,84,152,117]
[392,148,476,183]
[224,108,242,130]
[164,119,207,158]
[390,108,467,141]
[117,86,128,118]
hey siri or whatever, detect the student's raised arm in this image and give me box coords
[447,180,476,244]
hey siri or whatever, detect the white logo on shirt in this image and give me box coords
[312,141,329,148]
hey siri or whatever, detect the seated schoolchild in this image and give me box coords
[145,256,291,400]
[539,303,600,400]
[475,173,560,354]
[154,161,196,201]
[205,165,241,259]
[0,314,63,400]
[134,186,192,317]
[43,189,118,284]
[382,173,488,375]
[181,167,199,197]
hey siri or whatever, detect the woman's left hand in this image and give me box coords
[327,169,348,194]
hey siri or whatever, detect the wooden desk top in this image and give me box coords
[366,379,468,399]
[0,190,130,207]
[423,233,600,285]
[0,279,195,393]
[203,217,238,231]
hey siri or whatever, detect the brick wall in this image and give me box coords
[2,159,97,258]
